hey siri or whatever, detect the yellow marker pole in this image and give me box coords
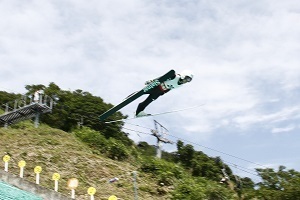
[52,173,61,192]
[87,187,96,200]
[34,166,42,184]
[3,155,10,172]
[67,178,78,199]
[18,160,26,178]
[108,195,118,200]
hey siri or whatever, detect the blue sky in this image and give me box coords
[1,0,300,181]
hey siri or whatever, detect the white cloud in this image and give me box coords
[1,0,300,176]
[232,106,300,130]
[271,125,295,134]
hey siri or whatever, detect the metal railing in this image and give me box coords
[0,94,53,127]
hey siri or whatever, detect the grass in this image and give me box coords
[0,122,171,200]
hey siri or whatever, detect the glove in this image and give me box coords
[145,80,154,85]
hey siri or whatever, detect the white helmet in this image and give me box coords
[180,70,194,81]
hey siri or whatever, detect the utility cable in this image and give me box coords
[123,126,263,180]
[123,122,267,169]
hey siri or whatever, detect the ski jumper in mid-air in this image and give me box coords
[99,69,193,122]
[135,70,193,117]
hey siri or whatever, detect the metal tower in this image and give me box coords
[151,120,173,158]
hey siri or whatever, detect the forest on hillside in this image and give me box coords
[1,83,300,199]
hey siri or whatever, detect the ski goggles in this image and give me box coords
[183,76,192,83]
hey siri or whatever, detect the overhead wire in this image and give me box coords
[123,125,263,180]
[8,99,268,180]
[1,89,287,180]
[167,133,266,168]
[30,104,269,176]
[223,159,259,177]
[225,161,261,179]
[122,121,281,179]
[123,122,266,168]
[83,112,289,180]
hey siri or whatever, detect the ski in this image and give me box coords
[104,105,204,124]
[99,69,175,121]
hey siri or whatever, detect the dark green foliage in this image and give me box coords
[240,177,255,189]
[140,158,160,173]
[161,151,177,162]
[171,177,235,200]
[4,83,300,199]
[24,83,132,145]
[175,141,227,181]
[137,141,156,157]
[191,152,222,180]
[74,127,133,161]
[106,138,129,161]
[1,84,120,136]
[140,158,185,182]
[0,91,22,112]
[254,166,300,200]
[171,178,206,200]
[139,158,185,190]
[176,141,195,167]
[74,127,107,152]
[204,183,236,200]
[25,84,46,94]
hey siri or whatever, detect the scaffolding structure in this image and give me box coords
[0,93,53,128]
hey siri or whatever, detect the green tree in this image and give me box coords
[240,177,254,189]
[256,166,300,199]
[24,83,131,145]
[191,152,222,181]
[73,126,107,153]
[106,138,130,161]
[0,91,22,113]
[137,141,156,157]
[176,140,195,167]
[171,177,235,200]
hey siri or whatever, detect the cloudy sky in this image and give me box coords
[1,0,300,181]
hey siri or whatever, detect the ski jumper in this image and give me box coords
[99,69,176,121]
[136,74,183,115]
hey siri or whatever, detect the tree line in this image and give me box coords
[1,83,300,199]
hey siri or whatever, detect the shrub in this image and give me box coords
[74,127,107,152]
[140,158,186,186]
[106,138,129,161]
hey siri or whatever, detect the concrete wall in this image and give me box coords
[0,170,72,200]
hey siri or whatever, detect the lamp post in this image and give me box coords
[68,178,79,199]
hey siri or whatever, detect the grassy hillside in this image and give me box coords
[0,122,174,200]
[2,88,300,199]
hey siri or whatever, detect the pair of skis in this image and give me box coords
[99,69,176,122]
[104,105,204,124]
